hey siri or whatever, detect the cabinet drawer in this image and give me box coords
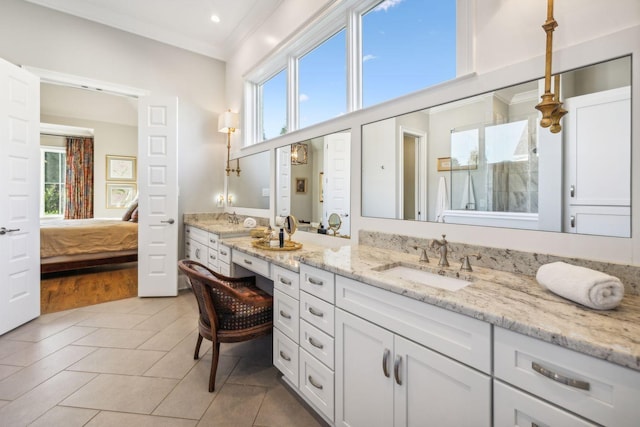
[300,320,334,370]
[187,239,208,264]
[300,264,335,303]
[185,225,208,245]
[300,291,334,337]
[494,327,640,427]
[274,290,299,343]
[219,261,231,277]
[207,232,219,250]
[207,249,219,269]
[273,328,298,387]
[494,380,596,427]
[218,244,231,264]
[300,348,334,422]
[232,250,270,278]
[273,265,300,299]
[336,275,491,373]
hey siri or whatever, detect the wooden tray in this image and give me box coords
[251,240,303,251]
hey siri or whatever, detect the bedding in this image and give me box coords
[40,218,138,273]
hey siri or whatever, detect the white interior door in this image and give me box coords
[276,145,291,217]
[138,96,179,297]
[323,132,351,236]
[0,58,40,334]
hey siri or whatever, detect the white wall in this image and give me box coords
[224,0,640,267]
[0,0,228,238]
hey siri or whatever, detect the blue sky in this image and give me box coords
[262,0,456,140]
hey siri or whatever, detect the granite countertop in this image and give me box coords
[223,235,640,372]
[183,218,254,237]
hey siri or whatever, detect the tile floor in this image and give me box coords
[0,290,326,427]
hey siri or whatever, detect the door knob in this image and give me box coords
[161,218,175,224]
[0,227,20,235]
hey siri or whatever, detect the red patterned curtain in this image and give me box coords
[64,137,94,219]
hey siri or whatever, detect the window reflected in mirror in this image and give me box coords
[362,56,631,237]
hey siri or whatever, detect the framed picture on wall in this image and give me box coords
[295,178,307,194]
[106,155,137,181]
[106,183,137,208]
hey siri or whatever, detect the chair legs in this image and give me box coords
[209,341,220,392]
[194,334,203,360]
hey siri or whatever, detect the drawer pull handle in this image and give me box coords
[308,277,323,286]
[244,259,253,265]
[185,241,191,246]
[308,307,324,318]
[279,277,292,286]
[394,355,402,385]
[308,375,323,390]
[279,350,291,362]
[531,362,590,390]
[382,349,391,378]
[195,248,201,258]
[309,337,324,349]
[220,250,228,256]
[279,310,291,319]
[210,254,216,260]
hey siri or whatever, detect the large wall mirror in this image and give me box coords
[276,131,351,237]
[227,150,270,209]
[362,56,631,237]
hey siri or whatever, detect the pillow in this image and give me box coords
[122,199,138,221]
[129,207,139,223]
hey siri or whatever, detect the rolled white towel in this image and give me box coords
[536,262,624,310]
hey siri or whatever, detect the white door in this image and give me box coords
[0,58,40,334]
[394,335,491,427]
[323,132,351,236]
[335,309,394,427]
[138,96,179,297]
[276,145,291,217]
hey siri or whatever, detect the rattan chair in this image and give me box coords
[178,259,273,392]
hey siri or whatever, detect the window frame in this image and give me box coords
[40,145,66,218]
[244,0,474,146]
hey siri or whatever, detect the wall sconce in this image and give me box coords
[227,194,234,206]
[216,194,224,207]
[291,142,308,165]
[218,110,241,176]
[534,0,567,133]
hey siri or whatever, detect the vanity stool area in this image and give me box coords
[182,220,640,427]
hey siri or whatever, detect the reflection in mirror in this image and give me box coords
[276,131,351,237]
[227,151,270,209]
[362,56,631,237]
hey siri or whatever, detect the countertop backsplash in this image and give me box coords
[359,230,640,296]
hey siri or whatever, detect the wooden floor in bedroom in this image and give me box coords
[40,264,138,314]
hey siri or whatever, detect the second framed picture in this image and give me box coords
[106,183,137,208]
[295,178,307,194]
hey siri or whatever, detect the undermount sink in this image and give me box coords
[373,263,473,292]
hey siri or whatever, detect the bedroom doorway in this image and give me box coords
[31,67,180,300]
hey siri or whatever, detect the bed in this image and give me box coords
[40,218,138,273]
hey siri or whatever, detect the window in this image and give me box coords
[246,0,468,145]
[259,69,287,141]
[361,0,457,107]
[298,29,347,128]
[41,146,66,217]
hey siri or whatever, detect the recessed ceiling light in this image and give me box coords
[210,14,220,23]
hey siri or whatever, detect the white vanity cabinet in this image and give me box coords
[494,327,640,427]
[273,266,301,387]
[335,275,491,427]
[185,225,222,272]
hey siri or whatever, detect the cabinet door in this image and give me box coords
[335,309,393,427]
[394,335,491,427]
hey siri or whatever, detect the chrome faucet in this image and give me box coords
[430,234,450,267]
[227,211,239,224]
